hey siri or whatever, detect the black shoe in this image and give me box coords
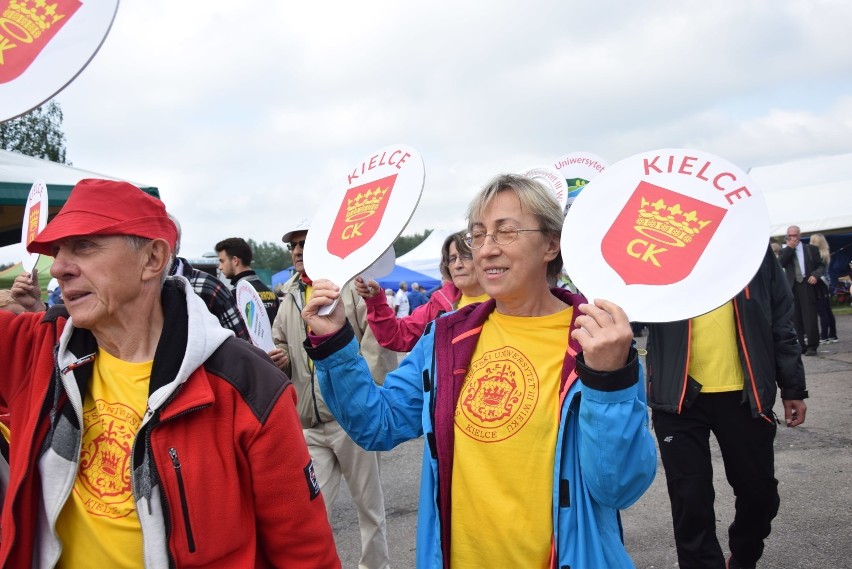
[804,347,818,356]
[727,555,756,569]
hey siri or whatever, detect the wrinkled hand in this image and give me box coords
[783,399,807,427]
[353,276,382,300]
[11,270,46,312]
[570,299,633,372]
[301,279,346,336]
[267,347,289,370]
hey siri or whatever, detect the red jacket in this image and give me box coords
[0,280,340,568]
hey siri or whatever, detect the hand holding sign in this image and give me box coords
[303,144,425,314]
[562,148,769,322]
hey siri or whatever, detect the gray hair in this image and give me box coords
[466,173,564,281]
[124,235,171,286]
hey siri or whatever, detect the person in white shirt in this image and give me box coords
[394,281,410,317]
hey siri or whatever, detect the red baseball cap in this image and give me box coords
[28,178,177,256]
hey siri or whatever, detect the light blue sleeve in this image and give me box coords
[314,332,434,451]
[578,364,657,510]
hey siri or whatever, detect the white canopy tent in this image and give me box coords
[396,228,454,281]
[748,152,852,237]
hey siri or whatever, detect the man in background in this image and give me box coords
[778,225,825,356]
[272,218,397,569]
[215,236,279,325]
[394,281,410,317]
[407,282,429,312]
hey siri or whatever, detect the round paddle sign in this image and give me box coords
[553,151,609,213]
[303,144,425,311]
[523,165,568,212]
[21,178,47,272]
[562,148,770,322]
[235,280,274,352]
[0,0,119,122]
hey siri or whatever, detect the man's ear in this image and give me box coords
[142,239,173,282]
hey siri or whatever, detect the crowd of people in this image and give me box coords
[0,172,838,568]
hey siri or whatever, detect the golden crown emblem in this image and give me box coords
[345,186,388,223]
[4,0,68,38]
[635,196,713,247]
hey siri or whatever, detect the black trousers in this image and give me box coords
[791,281,820,350]
[652,392,779,569]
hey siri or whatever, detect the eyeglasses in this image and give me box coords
[464,226,544,250]
[786,234,799,238]
[447,253,473,265]
[287,240,306,251]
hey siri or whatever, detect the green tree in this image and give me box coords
[393,229,432,257]
[0,101,68,163]
[248,239,291,271]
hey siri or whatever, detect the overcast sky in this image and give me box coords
[2,0,851,264]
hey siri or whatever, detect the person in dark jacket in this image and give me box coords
[215,236,280,325]
[646,246,808,569]
[777,225,825,355]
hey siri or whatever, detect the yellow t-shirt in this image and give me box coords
[56,349,150,569]
[451,307,572,568]
[689,301,744,392]
[457,292,489,309]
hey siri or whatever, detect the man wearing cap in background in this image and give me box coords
[214,236,280,326]
[272,218,397,569]
[1,179,339,568]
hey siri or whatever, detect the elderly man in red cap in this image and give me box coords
[1,179,340,568]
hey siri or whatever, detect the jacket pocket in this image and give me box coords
[169,447,196,553]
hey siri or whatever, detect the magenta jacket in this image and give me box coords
[365,281,460,352]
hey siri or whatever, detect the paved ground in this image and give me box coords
[330,312,852,568]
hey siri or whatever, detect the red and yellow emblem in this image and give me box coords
[601,181,727,285]
[0,0,82,84]
[77,399,140,519]
[456,347,539,443]
[327,174,396,259]
[25,203,41,244]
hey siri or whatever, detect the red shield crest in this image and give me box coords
[327,174,396,259]
[601,180,727,285]
[25,204,41,244]
[0,0,82,84]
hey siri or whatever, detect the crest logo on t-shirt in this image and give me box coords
[456,347,539,443]
[77,400,140,518]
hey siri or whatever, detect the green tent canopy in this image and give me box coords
[0,254,53,298]
[0,149,159,247]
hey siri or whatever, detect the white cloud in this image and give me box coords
[2,0,851,264]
